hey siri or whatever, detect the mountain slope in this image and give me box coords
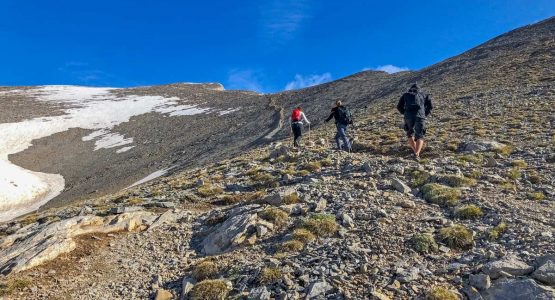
[0,16,554,300]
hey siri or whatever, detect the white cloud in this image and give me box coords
[364,64,410,74]
[259,0,311,44]
[285,72,332,91]
[227,69,265,93]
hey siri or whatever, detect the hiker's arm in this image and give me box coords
[325,110,334,122]
[301,112,310,124]
[397,96,405,114]
[425,95,433,116]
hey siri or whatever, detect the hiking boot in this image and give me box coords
[414,153,421,161]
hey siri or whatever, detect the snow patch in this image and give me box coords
[127,167,175,188]
[116,146,135,153]
[219,108,241,116]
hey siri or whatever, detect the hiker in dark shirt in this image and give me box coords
[325,100,353,151]
[397,84,433,160]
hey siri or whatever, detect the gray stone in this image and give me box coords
[202,210,259,255]
[391,178,411,194]
[483,255,534,279]
[469,273,491,290]
[482,278,555,300]
[340,213,355,228]
[248,286,271,300]
[314,199,327,212]
[180,277,195,300]
[463,285,484,300]
[533,257,555,286]
[396,267,419,283]
[306,280,333,299]
[460,140,506,153]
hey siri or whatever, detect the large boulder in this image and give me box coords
[482,278,555,300]
[483,255,534,279]
[533,255,555,286]
[0,211,157,275]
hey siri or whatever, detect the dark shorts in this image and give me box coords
[404,116,426,140]
[291,122,302,139]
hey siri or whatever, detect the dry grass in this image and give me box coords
[488,222,508,240]
[190,280,229,300]
[259,207,289,227]
[192,260,219,281]
[292,228,316,243]
[511,160,528,168]
[303,161,322,172]
[259,267,282,284]
[437,174,476,188]
[280,240,304,252]
[527,192,546,201]
[426,286,459,300]
[197,184,224,197]
[283,192,300,204]
[0,278,32,296]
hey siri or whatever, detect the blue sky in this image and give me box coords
[1,1,554,93]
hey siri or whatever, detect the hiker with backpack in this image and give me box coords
[290,106,310,147]
[325,100,353,151]
[397,83,433,160]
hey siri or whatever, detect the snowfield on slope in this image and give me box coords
[0,85,238,222]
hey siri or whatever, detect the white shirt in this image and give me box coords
[290,112,310,125]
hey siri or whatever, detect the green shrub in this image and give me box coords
[454,204,483,219]
[457,154,483,164]
[191,280,229,300]
[421,183,461,207]
[303,214,338,237]
[411,170,431,187]
[411,234,438,253]
[440,224,474,250]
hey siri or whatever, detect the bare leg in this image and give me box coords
[407,137,417,153]
[415,139,424,156]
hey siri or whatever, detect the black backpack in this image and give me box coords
[404,92,425,112]
[336,106,353,125]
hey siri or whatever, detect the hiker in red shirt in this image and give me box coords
[290,106,310,147]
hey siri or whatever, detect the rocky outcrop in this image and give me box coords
[483,255,534,279]
[0,211,157,275]
[482,278,555,300]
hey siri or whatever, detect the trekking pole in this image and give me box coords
[308,123,311,142]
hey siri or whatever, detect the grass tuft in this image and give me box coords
[411,234,438,253]
[439,224,474,250]
[259,207,289,227]
[259,267,282,284]
[0,279,32,296]
[426,286,459,300]
[488,222,508,240]
[527,192,546,201]
[280,240,304,252]
[421,183,461,207]
[192,260,219,281]
[283,192,300,205]
[197,184,224,197]
[454,204,483,219]
[292,228,316,243]
[191,279,229,300]
[302,214,338,237]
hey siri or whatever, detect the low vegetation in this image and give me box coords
[411,234,438,253]
[440,224,474,250]
[421,183,461,207]
[527,192,546,201]
[454,204,483,219]
[191,279,229,300]
[426,286,459,300]
[488,222,508,240]
[302,214,338,237]
[192,260,219,281]
[0,279,32,297]
[197,183,224,197]
[437,174,476,187]
[258,267,282,284]
[292,228,316,243]
[282,192,300,204]
[280,240,304,253]
[259,207,289,227]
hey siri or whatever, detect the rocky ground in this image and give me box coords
[1,15,554,300]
